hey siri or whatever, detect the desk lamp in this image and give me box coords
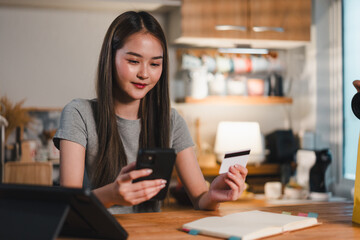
[214,121,265,164]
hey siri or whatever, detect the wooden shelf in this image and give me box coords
[184,96,293,105]
[201,163,283,177]
[25,107,63,112]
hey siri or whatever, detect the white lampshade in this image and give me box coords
[214,121,265,164]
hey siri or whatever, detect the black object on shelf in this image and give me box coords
[266,130,298,185]
[0,184,128,240]
[15,126,22,160]
[310,149,332,193]
[267,73,284,96]
[265,130,298,163]
[352,92,360,119]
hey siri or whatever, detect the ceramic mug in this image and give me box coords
[283,187,309,200]
[264,181,282,199]
[247,78,265,96]
[190,67,209,99]
[47,139,60,160]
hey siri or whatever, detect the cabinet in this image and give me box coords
[248,0,311,41]
[182,0,248,39]
[4,161,53,186]
[178,0,311,47]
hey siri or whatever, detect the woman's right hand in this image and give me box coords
[111,162,166,206]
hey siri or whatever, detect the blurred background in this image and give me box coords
[0,0,358,207]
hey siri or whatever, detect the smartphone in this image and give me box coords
[134,148,176,200]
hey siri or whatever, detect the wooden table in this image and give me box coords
[114,201,360,239]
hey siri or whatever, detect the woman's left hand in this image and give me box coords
[208,164,248,202]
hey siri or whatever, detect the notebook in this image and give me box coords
[182,210,319,240]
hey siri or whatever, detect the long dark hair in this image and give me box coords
[91,11,170,188]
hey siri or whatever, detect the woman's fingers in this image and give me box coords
[114,166,169,206]
[223,178,240,200]
[226,165,247,196]
[208,165,248,203]
[233,165,248,178]
[228,165,246,184]
[118,168,153,182]
[120,181,166,205]
[133,179,167,191]
[227,171,243,188]
[128,183,166,204]
[119,161,137,174]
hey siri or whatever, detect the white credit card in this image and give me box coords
[219,149,251,174]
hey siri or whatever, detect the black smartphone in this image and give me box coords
[134,148,176,200]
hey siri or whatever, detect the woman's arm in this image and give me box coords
[59,139,115,207]
[59,139,86,188]
[59,139,166,208]
[175,147,248,210]
[175,147,216,210]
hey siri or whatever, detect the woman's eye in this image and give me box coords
[151,63,161,67]
[128,59,139,64]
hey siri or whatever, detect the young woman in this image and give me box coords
[53,11,247,214]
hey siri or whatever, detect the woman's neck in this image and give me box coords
[113,99,140,120]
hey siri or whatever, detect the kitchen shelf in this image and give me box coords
[184,96,293,105]
[172,162,285,178]
[201,163,281,177]
[200,162,297,177]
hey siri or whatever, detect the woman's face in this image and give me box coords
[114,32,163,102]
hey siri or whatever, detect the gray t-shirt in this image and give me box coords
[53,98,194,214]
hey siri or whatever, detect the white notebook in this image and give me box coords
[182,210,319,240]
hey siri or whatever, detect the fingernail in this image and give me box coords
[161,180,167,184]
[159,184,166,188]
[228,172,234,177]
[146,169,153,174]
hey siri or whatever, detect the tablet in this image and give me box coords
[0,184,128,240]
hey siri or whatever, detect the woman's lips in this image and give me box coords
[133,83,147,89]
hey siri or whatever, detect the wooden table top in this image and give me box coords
[114,201,360,240]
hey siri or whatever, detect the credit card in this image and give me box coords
[219,149,250,174]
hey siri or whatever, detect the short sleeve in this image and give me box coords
[53,99,90,150]
[170,108,194,153]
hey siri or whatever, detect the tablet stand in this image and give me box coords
[0,198,69,240]
[0,184,128,240]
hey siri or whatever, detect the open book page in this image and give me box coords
[183,215,282,239]
[225,211,318,232]
[182,210,318,240]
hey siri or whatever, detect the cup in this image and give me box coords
[190,67,209,99]
[283,186,309,200]
[227,76,247,96]
[247,78,265,96]
[20,140,37,162]
[264,181,282,199]
[47,139,60,160]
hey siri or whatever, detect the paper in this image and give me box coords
[219,149,250,174]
